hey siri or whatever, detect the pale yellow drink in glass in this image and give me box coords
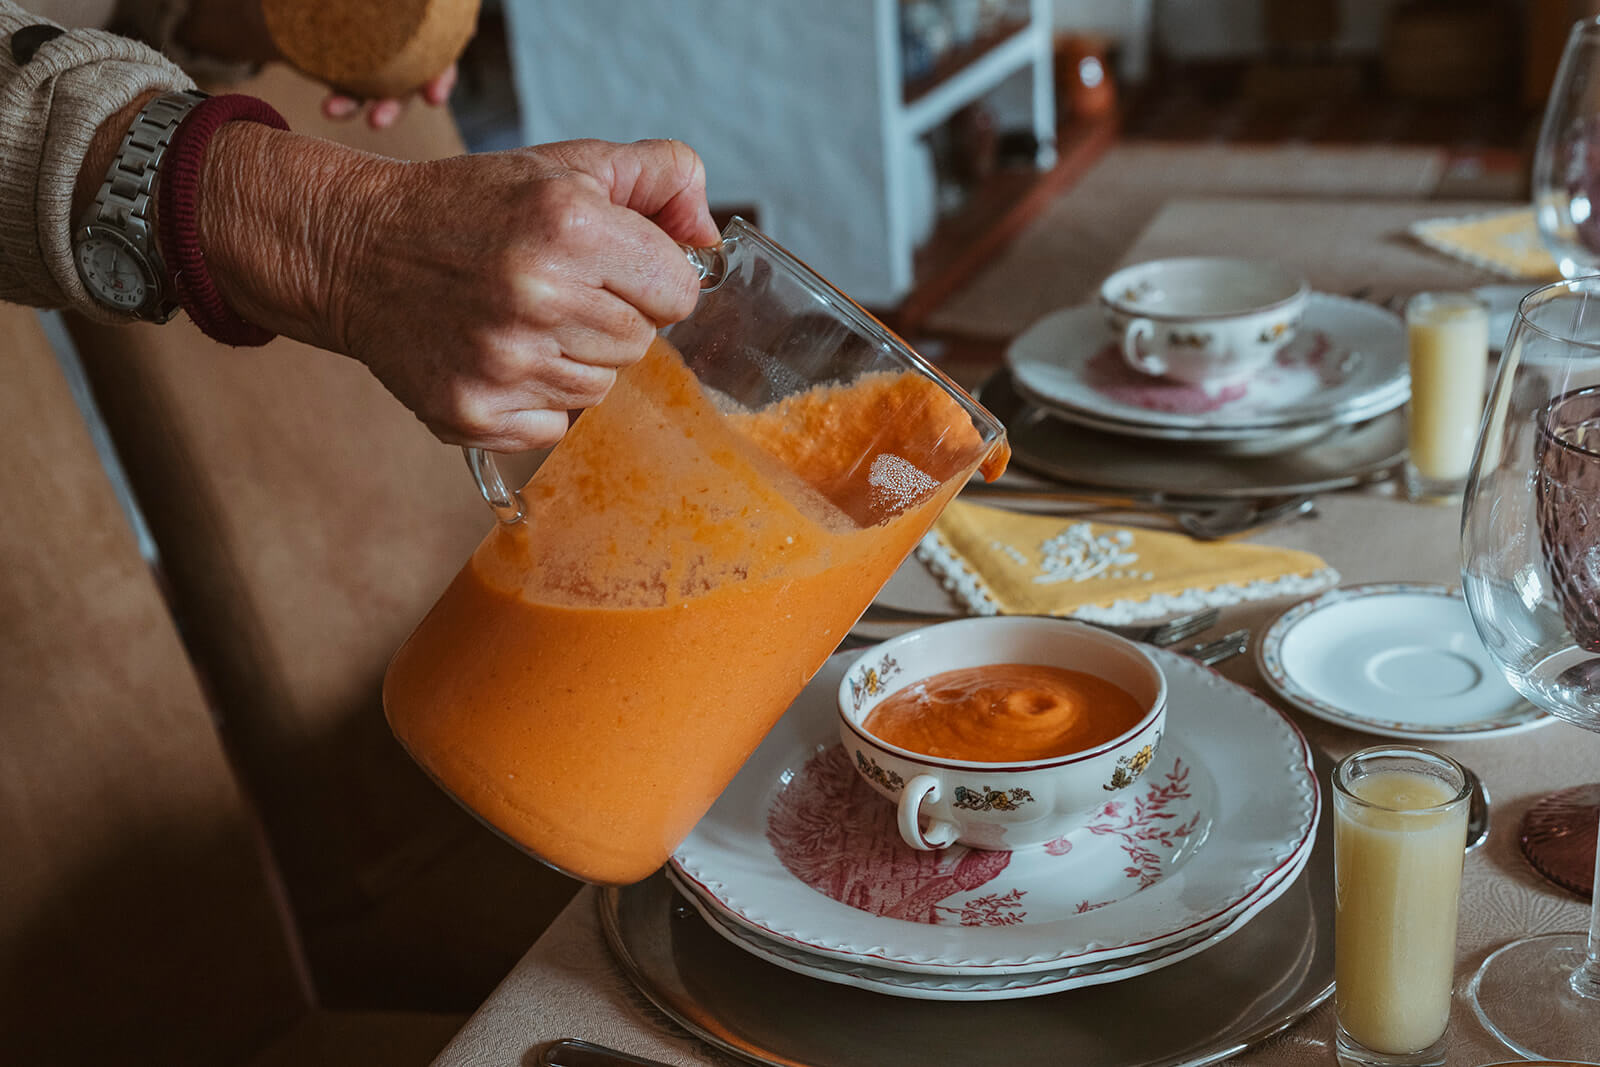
[1333,747,1470,1065]
[1404,292,1489,502]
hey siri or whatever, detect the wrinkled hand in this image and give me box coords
[321,64,458,130]
[330,138,720,450]
[200,133,719,450]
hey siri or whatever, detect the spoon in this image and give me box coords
[1175,495,1317,540]
[1465,764,1491,853]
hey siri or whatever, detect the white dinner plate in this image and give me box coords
[670,648,1319,976]
[666,817,1315,1000]
[1256,583,1549,740]
[1005,293,1407,438]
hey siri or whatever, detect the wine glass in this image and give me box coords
[1535,15,1600,280]
[1520,3,1600,928]
[1459,276,1600,1061]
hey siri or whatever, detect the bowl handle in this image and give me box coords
[1121,316,1167,377]
[899,774,958,851]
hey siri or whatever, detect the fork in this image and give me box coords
[1178,627,1250,667]
[848,603,1220,648]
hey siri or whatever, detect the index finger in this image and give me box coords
[586,199,706,327]
[546,138,720,248]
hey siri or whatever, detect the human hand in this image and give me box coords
[198,133,720,452]
[321,64,459,130]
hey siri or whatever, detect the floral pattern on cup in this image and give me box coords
[854,749,906,793]
[952,785,1037,812]
[1104,736,1159,791]
[847,653,903,713]
[1257,319,1295,344]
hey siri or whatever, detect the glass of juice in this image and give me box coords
[1332,745,1471,1067]
[1403,291,1489,504]
[382,218,1009,887]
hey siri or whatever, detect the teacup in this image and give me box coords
[837,617,1167,851]
[1099,257,1309,387]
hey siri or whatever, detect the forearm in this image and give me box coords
[194,121,400,353]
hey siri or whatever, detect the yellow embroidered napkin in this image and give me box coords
[916,500,1338,623]
[1408,208,1561,281]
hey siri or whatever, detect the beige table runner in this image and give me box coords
[1108,196,1513,303]
[434,201,1599,1067]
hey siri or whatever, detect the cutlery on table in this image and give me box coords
[1178,627,1250,667]
[540,1038,676,1067]
[958,484,1318,541]
[853,603,1219,648]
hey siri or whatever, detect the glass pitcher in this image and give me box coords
[382,218,1008,886]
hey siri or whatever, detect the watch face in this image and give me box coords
[75,229,151,312]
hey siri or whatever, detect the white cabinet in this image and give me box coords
[503,0,1055,308]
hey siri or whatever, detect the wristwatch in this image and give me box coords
[73,89,207,321]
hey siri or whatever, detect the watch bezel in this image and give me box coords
[74,223,175,322]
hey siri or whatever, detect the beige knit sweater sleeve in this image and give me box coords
[0,0,194,320]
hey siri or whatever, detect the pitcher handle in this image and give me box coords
[463,241,730,523]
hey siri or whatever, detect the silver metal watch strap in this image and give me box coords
[86,88,208,320]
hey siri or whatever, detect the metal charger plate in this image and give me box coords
[597,748,1335,1067]
[979,371,1403,499]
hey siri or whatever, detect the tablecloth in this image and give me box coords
[432,198,1600,1067]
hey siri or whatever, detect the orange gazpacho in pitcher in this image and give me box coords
[383,337,1006,886]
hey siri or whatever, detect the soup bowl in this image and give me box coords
[837,616,1167,851]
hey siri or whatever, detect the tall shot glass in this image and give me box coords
[1333,746,1471,1067]
[1403,291,1489,504]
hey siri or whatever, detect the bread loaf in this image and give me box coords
[262,0,480,100]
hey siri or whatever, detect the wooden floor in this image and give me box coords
[1120,60,1536,153]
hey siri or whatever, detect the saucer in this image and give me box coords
[1006,293,1406,438]
[977,371,1406,498]
[666,813,1315,999]
[1257,583,1549,739]
[670,648,1318,976]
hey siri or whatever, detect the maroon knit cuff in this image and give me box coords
[158,94,290,347]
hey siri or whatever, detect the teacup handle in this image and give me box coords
[898,774,959,851]
[1121,317,1167,378]
[464,241,731,524]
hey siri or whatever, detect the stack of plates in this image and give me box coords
[1005,292,1408,456]
[667,648,1321,1001]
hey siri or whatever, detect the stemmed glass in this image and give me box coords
[1521,10,1600,907]
[1534,15,1600,279]
[1459,277,1600,1060]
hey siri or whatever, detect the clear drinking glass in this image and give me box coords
[1402,292,1490,504]
[1333,746,1470,1067]
[1458,276,1600,1061]
[1534,15,1600,279]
